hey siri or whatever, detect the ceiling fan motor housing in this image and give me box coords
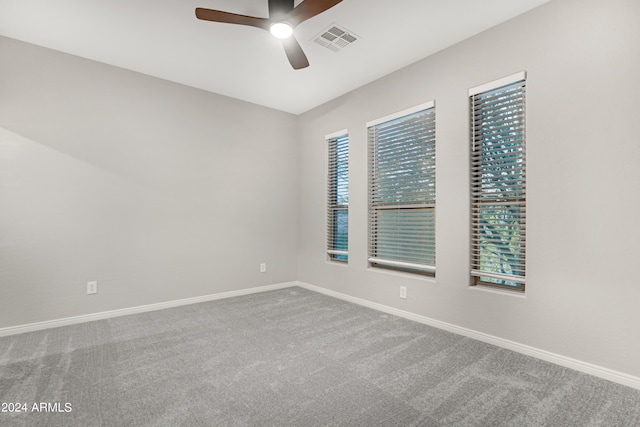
[269,0,295,18]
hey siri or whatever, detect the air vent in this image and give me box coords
[313,24,358,52]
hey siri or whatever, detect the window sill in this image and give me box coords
[326,259,349,267]
[468,284,526,298]
[367,265,436,283]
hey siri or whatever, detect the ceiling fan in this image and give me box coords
[195,0,343,70]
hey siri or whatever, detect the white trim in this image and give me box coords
[0,282,297,338]
[368,257,435,272]
[468,71,526,96]
[296,281,640,391]
[325,129,348,140]
[366,100,435,128]
[6,280,639,391]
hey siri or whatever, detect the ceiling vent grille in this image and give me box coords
[313,24,358,52]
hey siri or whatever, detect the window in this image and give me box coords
[367,102,436,275]
[469,72,526,291]
[326,131,349,262]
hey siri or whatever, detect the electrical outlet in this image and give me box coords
[400,286,407,299]
[87,281,98,295]
[260,263,267,273]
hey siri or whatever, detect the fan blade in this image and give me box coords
[268,0,294,18]
[195,8,271,31]
[286,0,342,27]
[282,36,309,69]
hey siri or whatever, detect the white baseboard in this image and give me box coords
[4,280,639,391]
[296,281,640,391]
[0,282,297,338]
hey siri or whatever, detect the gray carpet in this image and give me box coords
[1,287,639,426]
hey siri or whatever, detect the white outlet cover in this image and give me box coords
[87,281,98,294]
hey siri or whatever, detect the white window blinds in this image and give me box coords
[326,131,349,261]
[367,102,436,274]
[469,72,526,290]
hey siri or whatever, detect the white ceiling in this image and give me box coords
[0,0,549,114]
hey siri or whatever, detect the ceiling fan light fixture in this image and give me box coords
[270,22,293,39]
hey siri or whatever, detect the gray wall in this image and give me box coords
[0,37,298,328]
[296,0,640,377]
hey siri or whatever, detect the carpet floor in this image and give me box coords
[1,287,639,426]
